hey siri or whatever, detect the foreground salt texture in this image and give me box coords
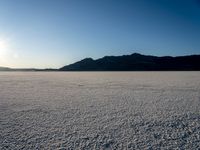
[0,72,200,149]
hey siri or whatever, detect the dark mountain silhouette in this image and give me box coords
[60,53,200,71]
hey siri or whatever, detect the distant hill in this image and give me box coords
[0,67,12,71]
[60,53,200,71]
[0,67,58,71]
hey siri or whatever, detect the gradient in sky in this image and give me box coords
[0,0,200,68]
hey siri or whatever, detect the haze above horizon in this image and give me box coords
[0,0,200,68]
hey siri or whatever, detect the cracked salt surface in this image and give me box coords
[0,72,200,149]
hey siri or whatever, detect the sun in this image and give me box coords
[0,38,19,67]
[0,39,7,49]
[0,38,9,62]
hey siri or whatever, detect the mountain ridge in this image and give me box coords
[1,53,200,71]
[60,53,200,71]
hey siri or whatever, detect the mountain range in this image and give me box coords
[0,67,57,71]
[60,53,200,71]
[0,67,12,71]
[1,53,200,71]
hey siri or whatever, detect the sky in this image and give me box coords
[0,0,200,68]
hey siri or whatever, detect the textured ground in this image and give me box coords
[0,72,200,149]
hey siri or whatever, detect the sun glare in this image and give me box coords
[0,39,8,54]
[0,40,7,48]
[0,38,9,64]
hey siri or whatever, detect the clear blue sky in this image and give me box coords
[0,0,200,68]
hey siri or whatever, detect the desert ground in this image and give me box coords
[0,72,200,149]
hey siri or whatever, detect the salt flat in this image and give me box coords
[0,72,200,149]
